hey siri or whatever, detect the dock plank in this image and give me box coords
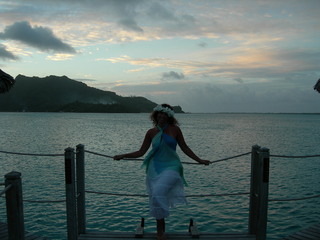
[0,222,47,240]
[79,231,255,240]
[282,223,320,240]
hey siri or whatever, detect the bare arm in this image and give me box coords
[176,126,210,165]
[113,129,152,160]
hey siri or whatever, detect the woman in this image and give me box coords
[114,104,210,240]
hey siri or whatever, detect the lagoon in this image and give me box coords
[0,112,319,239]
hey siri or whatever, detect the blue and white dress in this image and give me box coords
[142,125,187,219]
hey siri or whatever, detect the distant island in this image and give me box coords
[0,75,184,113]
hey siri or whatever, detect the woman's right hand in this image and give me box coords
[198,159,211,165]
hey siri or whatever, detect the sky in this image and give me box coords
[0,0,319,113]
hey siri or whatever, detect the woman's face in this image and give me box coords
[156,112,169,126]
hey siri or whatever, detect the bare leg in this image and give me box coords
[156,218,166,239]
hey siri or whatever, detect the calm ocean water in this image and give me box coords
[0,112,319,239]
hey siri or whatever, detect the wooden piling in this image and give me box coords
[65,147,78,240]
[256,147,270,240]
[5,171,25,240]
[248,146,270,240]
[76,144,86,234]
[248,145,260,235]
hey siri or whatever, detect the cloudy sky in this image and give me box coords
[0,0,319,113]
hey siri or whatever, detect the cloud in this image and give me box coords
[198,42,208,48]
[118,18,143,32]
[0,21,76,53]
[0,44,18,60]
[2,0,319,42]
[234,78,244,84]
[147,2,177,21]
[103,42,320,88]
[46,53,75,61]
[108,78,319,113]
[103,0,145,32]
[0,0,197,38]
[162,71,185,80]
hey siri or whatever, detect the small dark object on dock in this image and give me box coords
[189,218,199,238]
[135,217,144,238]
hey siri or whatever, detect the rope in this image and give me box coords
[85,190,250,198]
[84,150,117,159]
[4,191,317,203]
[23,199,65,203]
[185,192,250,198]
[86,190,147,197]
[0,150,64,157]
[84,150,252,165]
[269,194,320,202]
[0,195,65,203]
[270,154,320,159]
[0,184,12,197]
[13,192,320,203]
[210,152,251,164]
[1,147,319,204]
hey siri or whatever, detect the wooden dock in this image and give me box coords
[78,231,256,240]
[79,219,255,240]
[281,223,320,240]
[0,222,47,240]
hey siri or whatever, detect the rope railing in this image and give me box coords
[0,190,65,203]
[84,149,252,164]
[82,149,319,202]
[0,149,64,157]
[268,153,319,202]
[1,147,319,205]
[0,150,65,204]
[14,192,320,203]
[269,194,320,202]
[81,149,253,200]
[85,189,320,202]
[23,199,65,203]
[1,148,318,161]
[270,154,320,158]
[85,190,250,198]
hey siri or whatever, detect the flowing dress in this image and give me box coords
[142,125,187,219]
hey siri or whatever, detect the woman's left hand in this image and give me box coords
[113,155,124,160]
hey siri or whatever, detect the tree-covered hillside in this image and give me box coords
[0,75,184,113]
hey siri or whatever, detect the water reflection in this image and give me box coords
[0,112,319,240]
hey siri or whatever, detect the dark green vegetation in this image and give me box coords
[0,75,183,113]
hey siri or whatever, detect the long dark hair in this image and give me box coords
[150,103,179,126]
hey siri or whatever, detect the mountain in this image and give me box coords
[0,75,184,113]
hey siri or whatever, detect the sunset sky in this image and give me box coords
[0,0,319,113]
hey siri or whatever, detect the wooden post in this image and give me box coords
[5,171,25,240]
[76,144,86,234]
[248,145,261,234]
[256,147,269,240]
[65,147,78,240]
